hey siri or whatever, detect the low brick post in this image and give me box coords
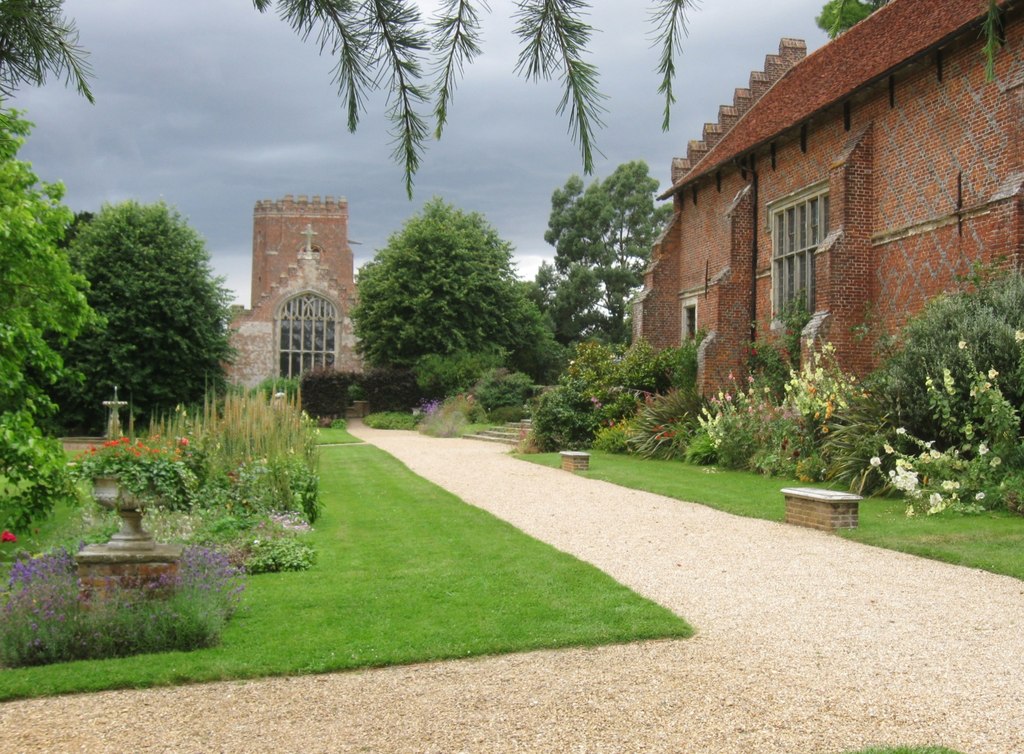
[76,543,184,602]
[560,451,590,472]
[781,487,862,532]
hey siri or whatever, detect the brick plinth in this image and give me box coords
[76,544,184,601]
[560,451,591,472]
[782,487,862,531]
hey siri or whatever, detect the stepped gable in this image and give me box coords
[670,38,806,189]
[662,0,1000,197]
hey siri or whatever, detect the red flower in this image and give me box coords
[1,530,16,543]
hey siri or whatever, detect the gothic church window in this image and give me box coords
[278,293,337,378]
[771,185,828,314]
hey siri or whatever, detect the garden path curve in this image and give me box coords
[2,425,1023,754]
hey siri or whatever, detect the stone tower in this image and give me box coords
[227,194,361,387]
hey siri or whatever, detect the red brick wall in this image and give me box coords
[640,7,1023,394]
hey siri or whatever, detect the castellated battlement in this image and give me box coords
[255,194,349,215]
[671,37,806,182]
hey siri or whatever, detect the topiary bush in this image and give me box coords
[364,411,418,430]
[360,367,422,412]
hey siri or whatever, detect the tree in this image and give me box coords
[816,0,888,37]
[53,201,234,433]
[352,197,558,381]
[538,160,672,345]
[0,109,92,529]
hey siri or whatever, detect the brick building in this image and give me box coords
[635,0,1023,395]
[227,195,361,387]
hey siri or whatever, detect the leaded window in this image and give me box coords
[772,189,828,313]
[278,294,337,378]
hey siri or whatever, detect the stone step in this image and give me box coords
[465,420,532,445]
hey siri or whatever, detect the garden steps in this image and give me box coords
[465,420,531,445]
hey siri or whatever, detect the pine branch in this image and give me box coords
[273,0,372,134]
[649,0,691,133]
[0,0,93,103]
[366,0,430,198]
[513,0,606,173]
[981,0,1003,81]
[431,0,488,139]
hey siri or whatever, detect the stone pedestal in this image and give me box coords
[560,451,591,472]
[76,544,184,601]
[781,487,862,531]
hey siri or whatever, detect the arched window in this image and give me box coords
[278,294,337,377]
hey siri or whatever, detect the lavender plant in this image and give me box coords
[0,546,245,668]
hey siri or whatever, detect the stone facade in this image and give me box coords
[227,195,361,387]
[636,0,1024,395]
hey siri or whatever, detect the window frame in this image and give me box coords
[768,182,829,316]
[277,293,338,378]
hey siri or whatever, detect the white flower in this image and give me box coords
[988,368,999,379]
[975,492,986,501]
[870,456,882,467]
[896,427,907,436]
[958,340,967,350]
[930,449,942,459]
[991,456,1002,467]
[1016,330,1024,343]
[978,443,989,456]
[884,443,895,454]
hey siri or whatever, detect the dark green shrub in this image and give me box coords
[874,269,1024,446]
[473,369,536,411]
[530,385,601,451]
[364,411,418,430]
[488,405,526,424]
[300,369,358,419]
[415,350,504,399]
[329,417,348,429]
[361,367,422,412]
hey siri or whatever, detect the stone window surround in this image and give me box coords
[277,292,339,378]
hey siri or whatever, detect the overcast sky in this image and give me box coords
[12,0,828,307]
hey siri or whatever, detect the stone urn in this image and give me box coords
[92,476,155,551]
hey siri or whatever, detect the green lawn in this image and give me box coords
[0,444,690,700]
[520,452,1024,581]
[314,426,363,444]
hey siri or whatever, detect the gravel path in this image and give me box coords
[2,427,1023,754]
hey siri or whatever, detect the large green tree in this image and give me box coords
[0,109,91,529]
[53,201,234,433]
[536,160,672,345]
[353,197,558,380]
